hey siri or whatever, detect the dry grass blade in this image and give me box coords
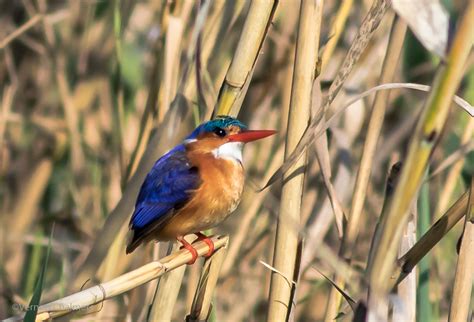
[6,236,228,322]
[448,178,474,322]
[392,0,449,57]
[342,83,473,116]
[309,82,473,139]
[368,3,474,294]
[314,118,345,237]
[214,0,278,117]
[315,268,357,311]
[267,0,322,320]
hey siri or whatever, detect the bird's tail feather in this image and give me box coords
[125,230,143,254]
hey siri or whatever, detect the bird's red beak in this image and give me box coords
[228,130,277,143]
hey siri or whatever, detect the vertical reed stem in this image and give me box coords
[267,0,323,320]
[448,177,474,322]
[325,16,407,321]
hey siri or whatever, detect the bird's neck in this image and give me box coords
[211,142,243,163]
[185,140,244,164]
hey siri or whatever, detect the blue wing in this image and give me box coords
[130,144,200,231]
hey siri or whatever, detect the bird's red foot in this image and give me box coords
[177,237,198,265]
[195,232,215,258]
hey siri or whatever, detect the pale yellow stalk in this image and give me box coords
[448,178,474,322]
[215,0,278,117]
[267,0,323,320]
[6,236,228,322]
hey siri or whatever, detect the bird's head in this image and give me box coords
[183,116,276,163]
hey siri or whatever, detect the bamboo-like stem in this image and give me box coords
[6,236,228,322]
[448,177,474,322]
[214,0,278,117]
[187,243,228,321]
[324,17,407,321]
[368,2,474,294]
[266,1,323,321]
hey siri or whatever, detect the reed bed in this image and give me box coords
[1,1,473,321]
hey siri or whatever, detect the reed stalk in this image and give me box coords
[147,244,186,322]
[6,236,228,322]
[267,1,323,320]
[262,0,390,190]
[368,2,474,295]
[391,190,469,287]
[214,0,278,117]
[448,177,474,322]
[324,16,407,321]
[187,244,228,321]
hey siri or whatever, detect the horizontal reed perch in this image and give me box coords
[6,236,229,322]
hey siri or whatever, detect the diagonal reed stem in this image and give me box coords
[6,236,228,322]
[368,2,474,294]
[214,0,278,117]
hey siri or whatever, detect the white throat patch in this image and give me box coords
[212,142,244,163]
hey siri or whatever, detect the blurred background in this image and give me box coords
[0,0,472,321]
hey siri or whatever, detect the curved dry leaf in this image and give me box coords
[261,82,473,190]
[392,0,449,57]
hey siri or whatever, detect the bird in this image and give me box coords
[126,116,276,264]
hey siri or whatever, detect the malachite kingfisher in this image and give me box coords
[126,116,276,264]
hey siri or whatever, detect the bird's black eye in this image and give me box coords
[214,127,226,137]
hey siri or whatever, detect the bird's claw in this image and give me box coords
[177,233,215,264]
[178,237,198,265]
[195,233,215,258]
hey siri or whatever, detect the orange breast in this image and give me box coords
[155,153,244,240]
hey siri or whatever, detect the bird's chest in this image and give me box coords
[198,159,244,221]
